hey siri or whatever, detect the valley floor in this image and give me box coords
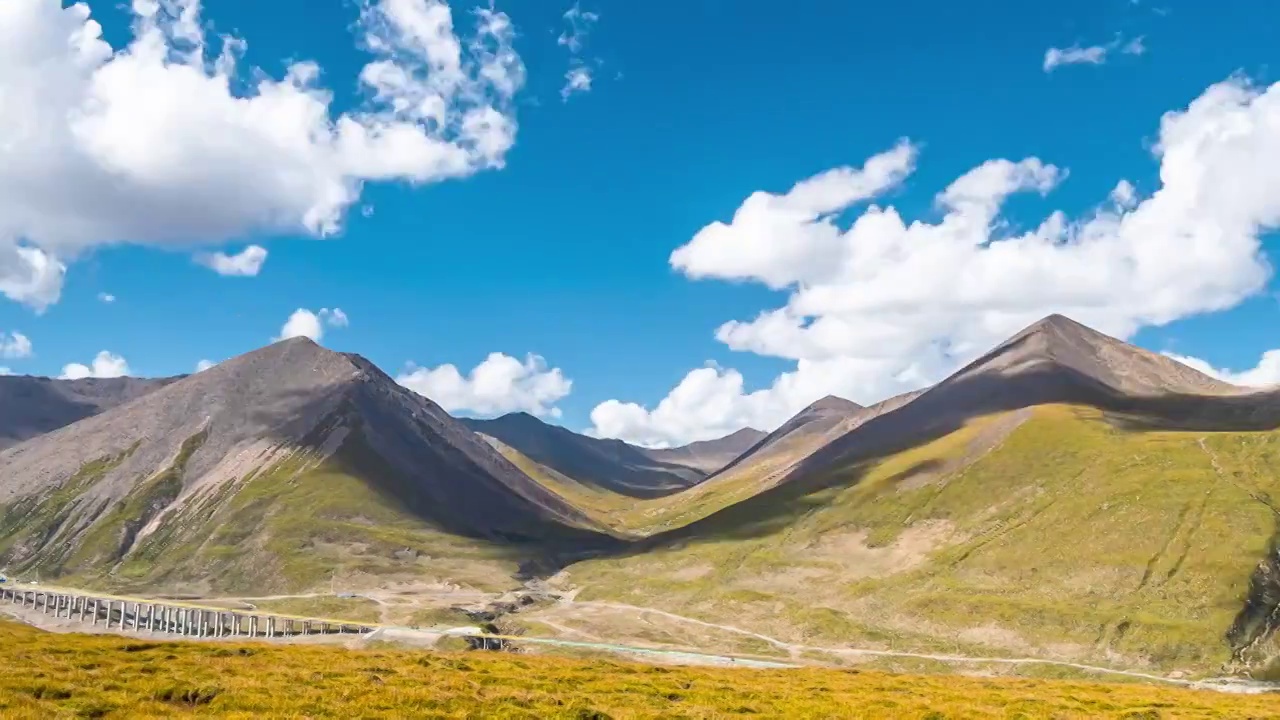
[2,619,1278,719]
[8,584,1279,694]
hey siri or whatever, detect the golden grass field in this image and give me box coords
[1,620,1277,719]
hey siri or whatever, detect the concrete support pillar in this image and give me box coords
[249,616,258,637]
[90,599,98,626]
[267,617,275,638]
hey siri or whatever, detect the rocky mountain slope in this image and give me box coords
[0,375,177,450]
[0,338,613,594]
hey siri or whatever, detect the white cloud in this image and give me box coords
[1044,44,1108,72]
[195,245,267,276]
[1110,179,1137,209]
[558,2,599,101]
[326,308,349,328]
[398,352,571,418]
[1122,36,1147,56]
[592,76,1280,447]
[1165,350,1280,388]
[1043,34,1145,72]
[275,307,349,343]
[0,0,526,311]
[0,331,32,359]
[562,66,592,101]
[557,3,598,53]
[60,350,129,379]
[0,367,10,376]
[97,292,116,303]
[195,358,216,372]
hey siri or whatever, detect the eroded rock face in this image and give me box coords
[1229,533,1280,664]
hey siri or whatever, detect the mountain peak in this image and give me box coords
[805,395,865,414]
[953,314,1240,398]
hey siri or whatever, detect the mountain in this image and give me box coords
[0,375,177,451]
[594,395,879,535]
[463,413,721,498]
[562,315,1280,676]
[643,427,766,473]
[0,338,613,595]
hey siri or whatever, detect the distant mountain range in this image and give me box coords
[2,314,1279,677]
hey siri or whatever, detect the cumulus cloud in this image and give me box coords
[195,245,267,276]
[398,352,572,418]
[0,367,10,376]
[558,2,598,101]
[0,331,32,359]
[275,307,349,343]
[97,292,116,303]
[0,0,526,310]
[1043,34,1146,72]
[1165,350,1280,388]
[195,358,216,372]
[60,350,129,379]
[592,76,1280,447]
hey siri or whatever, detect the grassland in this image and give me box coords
[1,620,1276,719]
[562,405,1280,675]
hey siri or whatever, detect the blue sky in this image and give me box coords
[1,0,1278,447]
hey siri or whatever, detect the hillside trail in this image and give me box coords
[180,585,1275,692]
[550,598,1275,692]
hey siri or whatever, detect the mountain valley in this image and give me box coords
[3,315,1280,681]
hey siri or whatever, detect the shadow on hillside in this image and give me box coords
[464,414,706,499]
[238,382,623,574]
[604,354,1280,556]
[0,375,176,451]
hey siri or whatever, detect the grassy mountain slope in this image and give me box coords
[564,404,1280,675]
[0,338,614,594]
[571,394,916,536]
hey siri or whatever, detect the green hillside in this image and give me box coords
[563,404,1280,676]
[0,433,560,596]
